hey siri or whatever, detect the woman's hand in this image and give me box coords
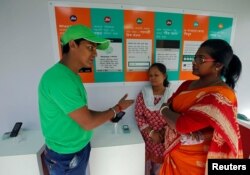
[189,131,204,142]
[149,130,164,143]
[159,103,180,130]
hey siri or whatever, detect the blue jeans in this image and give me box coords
[43,143,91,175]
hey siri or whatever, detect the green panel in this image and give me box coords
[155,12,183,80]
[91,8,124,82]
[155,12,183,40]
[208,16,233,43]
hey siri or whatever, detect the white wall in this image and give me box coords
[1,0,250,135]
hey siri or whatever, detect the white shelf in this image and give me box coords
[0,129,45,175]
[89,122,145,175]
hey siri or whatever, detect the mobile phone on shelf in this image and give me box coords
[111,111,125,123]
[10,122,22,137]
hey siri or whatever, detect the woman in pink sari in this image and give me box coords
[135,63,170,175]
[160,39,243,175]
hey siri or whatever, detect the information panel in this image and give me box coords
[49,2,235,83]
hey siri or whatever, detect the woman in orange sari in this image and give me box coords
[159,39,243,175]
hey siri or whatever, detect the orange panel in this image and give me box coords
[124,10,154,82]
[179,14,209,80]
[54,7,94,83]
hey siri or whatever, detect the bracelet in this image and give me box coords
[149,130,154,138]
[160,105,169,116]
[110,107,116,119]
[116,104,123,112]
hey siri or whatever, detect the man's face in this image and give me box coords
[76,40,98,68]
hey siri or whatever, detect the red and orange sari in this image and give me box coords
[160,80,243,175]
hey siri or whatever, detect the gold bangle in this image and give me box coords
[149,130,154,138]
[160,105,169,115]
[110,107,116,118]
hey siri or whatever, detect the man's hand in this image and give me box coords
[117,94,134,111]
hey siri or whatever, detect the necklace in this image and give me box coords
[190,78,223,90]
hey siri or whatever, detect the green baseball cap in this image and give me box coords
[60,24,110,50]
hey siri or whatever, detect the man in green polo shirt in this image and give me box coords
[38,24,134,175]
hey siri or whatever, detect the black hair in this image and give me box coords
[149,63,169,87]
[200,39,242,89]
[62,38,85,54]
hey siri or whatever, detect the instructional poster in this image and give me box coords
[155,12,183,80]
[49,2,235,83]
[91,8,124,82]
[124,10,154,81]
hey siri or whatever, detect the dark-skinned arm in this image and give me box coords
[160,103,180,130]
[69,94,134,130]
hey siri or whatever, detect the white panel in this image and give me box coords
[89,123,145,175]
[0,130,45,175]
